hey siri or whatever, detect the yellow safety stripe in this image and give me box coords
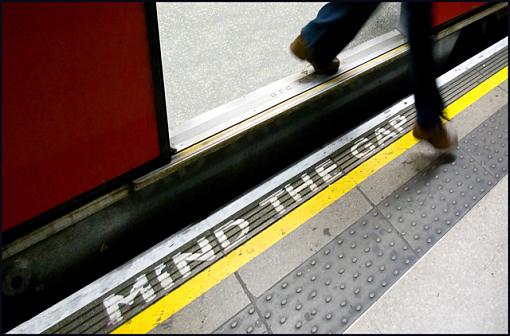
[112,66,507,334]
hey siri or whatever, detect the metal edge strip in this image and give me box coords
[7,36,507,335]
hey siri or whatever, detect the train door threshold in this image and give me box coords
[9,37,508,334]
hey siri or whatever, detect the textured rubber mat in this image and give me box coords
[214,107,508,334]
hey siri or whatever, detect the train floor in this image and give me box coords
[9,39,508,334]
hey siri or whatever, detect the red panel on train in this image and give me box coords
[432,2,487,27]
[2,3,162,231]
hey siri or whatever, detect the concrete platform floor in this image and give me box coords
[150,81,508,334]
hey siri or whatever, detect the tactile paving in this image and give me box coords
[215,210,417,334]
[214,304,269,334]
[459,105,508,181]
[378,149,498,256]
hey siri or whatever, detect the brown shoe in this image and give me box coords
[413,122,458,150]
[290,35,340,75]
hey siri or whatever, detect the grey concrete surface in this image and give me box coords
[358,85,508,203]
[347,175,508,334]
[237,188,372,298]
[149,274,250,334]
[449,86,508,139]
[156,2,401,132]
[499,79,508,92]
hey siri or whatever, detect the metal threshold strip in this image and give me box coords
[8,36,508,334]
[134,33,410,190]
[4,2,505,263]
[169,29,406,151]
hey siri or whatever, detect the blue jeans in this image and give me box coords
[301,3,444,129]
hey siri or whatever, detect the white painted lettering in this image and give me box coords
[351,138,376,159]
[375,126,396,146]
[315,160,340,183]
[389,115,407,132]
[103,275,156,324]
[214,218,250,252]
[154,263,174,291]
[285,173,318,202]
[173,237,215,278]
[259,189,286,214]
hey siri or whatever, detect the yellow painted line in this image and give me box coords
[444,66,508,120]
[112,66,507,334]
